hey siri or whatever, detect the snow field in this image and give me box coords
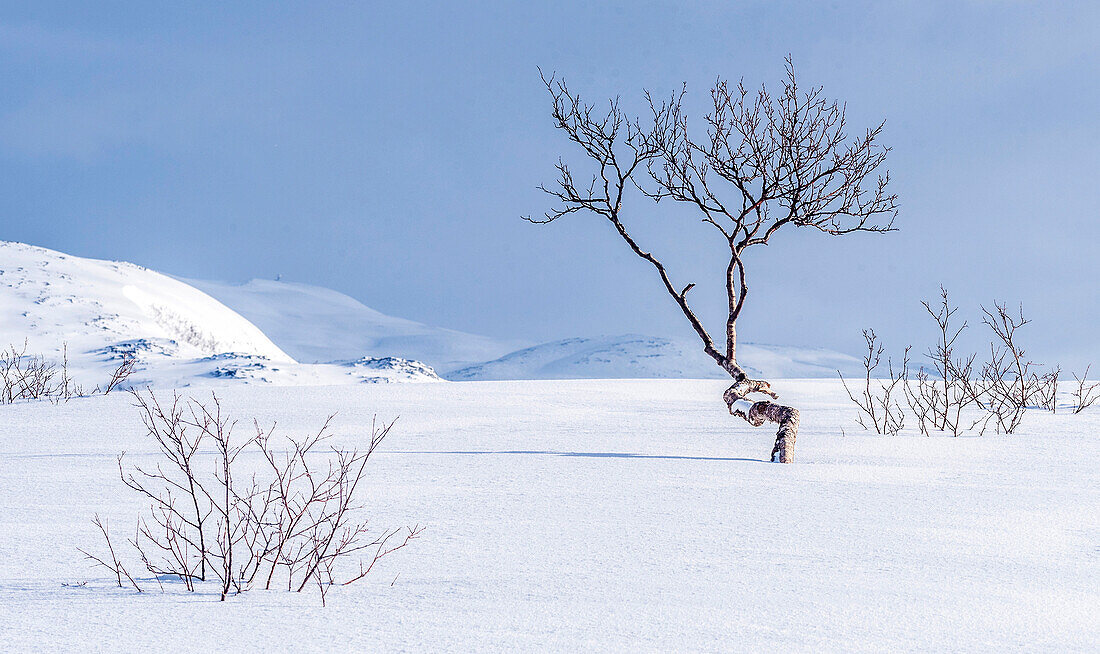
[1,379,1096,652]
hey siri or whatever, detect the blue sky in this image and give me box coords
[1,1,1097,368]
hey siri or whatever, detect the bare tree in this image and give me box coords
[529,60,897,461]
[1071,366,1099,414]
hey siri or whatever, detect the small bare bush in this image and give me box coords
[0,340,135,403]
[1030,367,1059,413]
[968,302,1038,434]
[88,389,420,604]
[1071,366,1099,414]
[902,288,981,436]
[2,341,61,402]
[838,329,906,436]
[103,357,137,395]
[78,514,143,592]
[845,289,1075,436]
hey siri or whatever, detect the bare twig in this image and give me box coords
[78,515,143,592]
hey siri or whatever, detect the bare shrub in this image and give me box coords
[102,357,137,394]
[838,329,906,436]
[967,302,1038,434]
[98,389,419,604]
[122,391,214,591]
[1,341,60,402]
[848,290,1074,436]
[1071,366,1099,414]
[78,514,143,592]
[0,341,135,403]
[900,288,983,436]
[1030,367,1060,413]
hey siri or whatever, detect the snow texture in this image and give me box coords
[0,241,290,368]
[1,379,1096,652]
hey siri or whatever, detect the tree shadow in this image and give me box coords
[393,449,763,463]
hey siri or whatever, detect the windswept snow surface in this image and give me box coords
[0,243,441,387]
[449,335,864,381]
[183,277,527,372]
[2,379,1096,652]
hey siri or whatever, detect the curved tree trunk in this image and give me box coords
[721,361,799,463]
[730,397,800,464]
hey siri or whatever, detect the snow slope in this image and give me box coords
[1,379,1096,651]
[449,334,864,380]
[0,242,440,387]
[183,277,527,372]
[0,241,289,374]
[185,277,861,381]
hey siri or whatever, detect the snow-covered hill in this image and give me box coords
[183,277,527,372]
[1,241,859,386]
[186,278,861,380]
[0,242,440,387]
[0,242,290,364]
[448,334,863,381]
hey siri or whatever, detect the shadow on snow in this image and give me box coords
[390,449,763,462]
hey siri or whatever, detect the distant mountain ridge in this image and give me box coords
[447,335,862,381]
[182,277,528,372]
[1,241,861,386]
[190,277,862,380]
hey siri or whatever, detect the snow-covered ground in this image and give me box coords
[2,379,1096,652]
